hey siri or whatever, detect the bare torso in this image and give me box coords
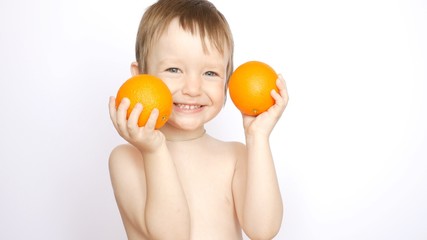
[168,136,243,239]
[110,134,244,240]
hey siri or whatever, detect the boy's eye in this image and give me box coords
[166,68,180,73]
[205,71,218,77]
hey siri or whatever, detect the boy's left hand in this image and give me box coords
[242,74,289,137]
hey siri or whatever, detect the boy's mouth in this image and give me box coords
[174,103,203,110]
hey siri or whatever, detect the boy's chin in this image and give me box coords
[163,118,207,132]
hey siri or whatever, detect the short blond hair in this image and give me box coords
[135,0,234,83]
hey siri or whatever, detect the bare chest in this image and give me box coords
[173,150,235,208]
[171,148,242,239]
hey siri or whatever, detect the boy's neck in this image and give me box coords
[166,129,206,142]
[161,125,206,142]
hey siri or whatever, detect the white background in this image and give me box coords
[1,0,426,239]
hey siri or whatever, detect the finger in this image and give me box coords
[108,96,118,128]
[271,89,286,110]
[277,74,289,104]
[127,103,143,136]
[145,108,159,130]
[271,89,282,103]
[116,98,131,133]
[270,83,289,115]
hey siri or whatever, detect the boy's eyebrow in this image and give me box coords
[204,60,228,68]
[157,57,181,66]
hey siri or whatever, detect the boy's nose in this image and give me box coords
[181,74,202,96]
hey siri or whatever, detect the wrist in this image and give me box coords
[245,131,270,145]
[138,139,168,158]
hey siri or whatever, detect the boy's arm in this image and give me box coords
[141,142,190,239]
[109,97,190,239]
[234,135,283,238]
[233,75,288,239]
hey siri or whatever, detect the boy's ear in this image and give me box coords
[130,62,140,76]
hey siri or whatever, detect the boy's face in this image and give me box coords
[145,18,229,130]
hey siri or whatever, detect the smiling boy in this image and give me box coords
[108,0,288,239]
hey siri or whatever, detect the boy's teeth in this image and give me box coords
[176,103,202,110]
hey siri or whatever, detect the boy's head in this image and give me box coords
[135,0,234,83]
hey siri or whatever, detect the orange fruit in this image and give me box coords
[115,74,173,129]
[228,61,278,116]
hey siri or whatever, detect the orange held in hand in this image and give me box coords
[115,74,173,129]
[228,61,279,116]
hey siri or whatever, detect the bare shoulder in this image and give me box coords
[108,143,146,194]
[109,144,142,165]
[109,144,145,184]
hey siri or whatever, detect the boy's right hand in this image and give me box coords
[109,96,166,153]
